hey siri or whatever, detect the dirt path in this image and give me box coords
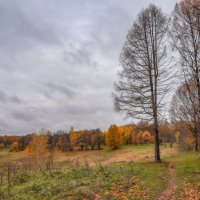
[158,162,176,200]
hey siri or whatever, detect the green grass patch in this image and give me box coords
[0,161,168,200]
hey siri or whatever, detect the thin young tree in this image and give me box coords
[171,81,199,151]
[113,4,171,162]
[170,0,200,151]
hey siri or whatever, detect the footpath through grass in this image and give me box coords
[165,152,200,199]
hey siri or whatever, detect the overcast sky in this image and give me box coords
[0,0,178,134]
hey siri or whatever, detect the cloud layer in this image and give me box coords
[0,0,177,134]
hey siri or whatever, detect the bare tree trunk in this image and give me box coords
[154,115,161,162]
[194,128,199,152]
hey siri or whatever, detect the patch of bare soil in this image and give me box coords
[158,163,177,200]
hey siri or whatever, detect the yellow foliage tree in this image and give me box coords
[185,132,194,148]
[175,131,180,144]
[0,143,4,149]
[26,134,49,171]
[118,125,136,145]
[105,125,121,150]
[69,131,80,149]
[137,131,144,145]
[11,141,19,151]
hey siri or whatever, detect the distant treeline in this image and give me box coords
[0,121,182,152]
[0,129,103,152]
[1,120,198,152]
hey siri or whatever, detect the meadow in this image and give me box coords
[0,144,199,200]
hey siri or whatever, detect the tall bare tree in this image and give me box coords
[170,0,200,151]
[113,4,171,162]
[170,80,199,151]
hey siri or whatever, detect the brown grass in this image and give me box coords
[0,145,178,168]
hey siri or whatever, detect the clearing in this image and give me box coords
[0,145,200,200]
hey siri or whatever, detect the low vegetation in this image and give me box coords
[0,145,199,200]
[0,145,170,200]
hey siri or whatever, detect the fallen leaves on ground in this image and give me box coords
[103,176,151,199]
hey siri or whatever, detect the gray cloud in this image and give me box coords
[0,91,21,104]
[45,82,77,98]
[0,0,177,134]
[63,46,98,68]
[12,110,36,122]
[0,0,58,53]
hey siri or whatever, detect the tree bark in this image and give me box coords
[194,128,199,152]
[154,114,161,162]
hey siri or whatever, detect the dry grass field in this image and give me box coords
[0,144,177,168]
